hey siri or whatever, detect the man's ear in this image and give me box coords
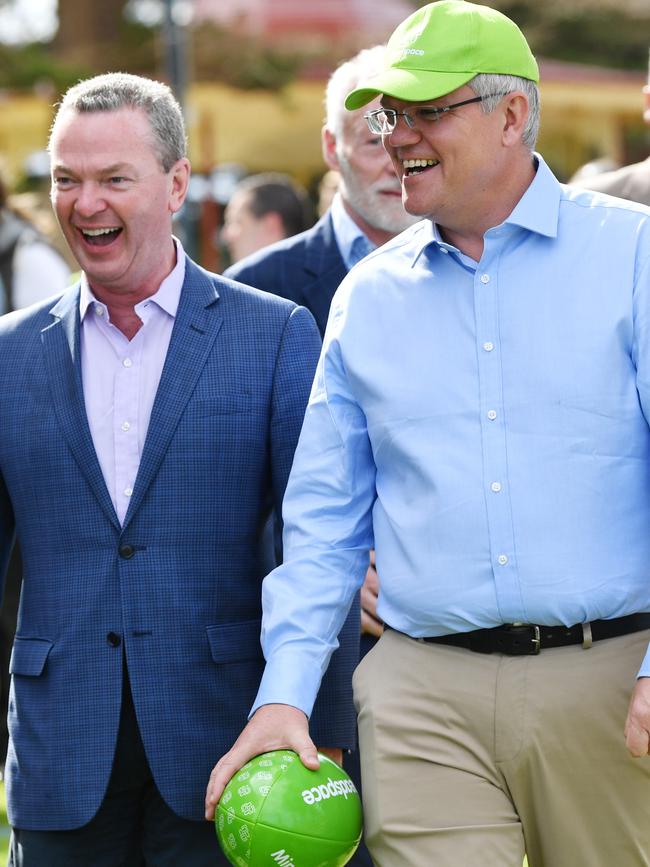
[500,92,530,148]
[169,157,191,214]
[322,127,341,172]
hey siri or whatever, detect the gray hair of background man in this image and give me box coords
[325,45,387,136]
[469,73,541,150]
[48,72,187,173]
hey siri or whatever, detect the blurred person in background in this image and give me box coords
[225,45,420,867]
[571,60,650,205]
[221,171,313,265]
[0,168,70,312]
[0,166,71,777]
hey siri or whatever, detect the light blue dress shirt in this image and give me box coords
[253,155,650,719]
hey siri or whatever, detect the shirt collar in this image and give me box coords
[411,153,561,265]
[330,192,376,270]
[79,236,186,322]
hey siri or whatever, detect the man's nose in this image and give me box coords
[73,183,107,217]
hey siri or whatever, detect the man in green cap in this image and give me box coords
[206,2,650,864]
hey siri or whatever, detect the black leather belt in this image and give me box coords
[388,613,650,656]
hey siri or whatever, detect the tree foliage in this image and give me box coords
[191,23,305,91]
[407,0,650,71]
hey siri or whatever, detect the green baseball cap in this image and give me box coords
[345,0,539,110]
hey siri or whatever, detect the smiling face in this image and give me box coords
[381,86,523,239]
[49,106,190,302]
[323,98,418,246]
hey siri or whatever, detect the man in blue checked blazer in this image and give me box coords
[0,73,358,867]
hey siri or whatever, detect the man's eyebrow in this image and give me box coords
[51,162,137,175]
[101,163,137,175]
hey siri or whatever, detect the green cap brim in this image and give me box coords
[345,68,477,111]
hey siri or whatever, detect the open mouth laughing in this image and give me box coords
[403,159,439,176]
[79,227,123,246]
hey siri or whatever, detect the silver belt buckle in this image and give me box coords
[510,622,541,654]
[531,624,541,654]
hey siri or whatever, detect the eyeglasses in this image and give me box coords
[364,94,506,135]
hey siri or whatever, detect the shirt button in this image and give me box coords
[497,554,508,566]
[121,421,130,432]
[95,305,104,316]
[491,481,502,492]
[439,247,449,254]
[480,273,490,284]
[124,487,133,497]
[483,341,494,352]
[487,410,497,420]
[123,358,133,368]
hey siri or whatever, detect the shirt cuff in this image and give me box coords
[249,650,323,720]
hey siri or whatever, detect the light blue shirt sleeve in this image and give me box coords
[254,288,376,716]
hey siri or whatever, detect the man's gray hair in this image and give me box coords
[468,73,541,150]
[49,72,187,172]
[325,45,386,137]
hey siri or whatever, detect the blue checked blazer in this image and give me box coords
[225,210,347,337]
[0,257,359,830]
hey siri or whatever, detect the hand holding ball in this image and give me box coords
[216,750,363,867]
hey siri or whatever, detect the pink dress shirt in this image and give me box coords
[79,240,186,524]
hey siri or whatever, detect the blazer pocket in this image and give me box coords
[193,394,252,416]
[10,637,54,676]
[206,619,262,663]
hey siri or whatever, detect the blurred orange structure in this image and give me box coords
[0,53,645,186]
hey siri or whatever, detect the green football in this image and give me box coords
[216,750,363,867]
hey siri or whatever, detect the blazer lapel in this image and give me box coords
[42,287,120,530]
[121,261,223,530]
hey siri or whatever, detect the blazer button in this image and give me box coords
[119,544,135,559]
[107,632,121,647]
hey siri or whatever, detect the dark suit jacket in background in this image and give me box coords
[0,257,359,830]
[572,155,650,207]
[225,210,346,337]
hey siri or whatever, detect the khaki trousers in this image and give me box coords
[353,627,650,867]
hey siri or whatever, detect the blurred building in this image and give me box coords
[193,0,414,47]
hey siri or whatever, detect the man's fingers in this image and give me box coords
[625,721,650,758]
[298,747,321,770]
[624,677,650,758]
[205,748,247,819]
[204,704,316,820]
[360,561,383,637]
[361,608,384,637]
